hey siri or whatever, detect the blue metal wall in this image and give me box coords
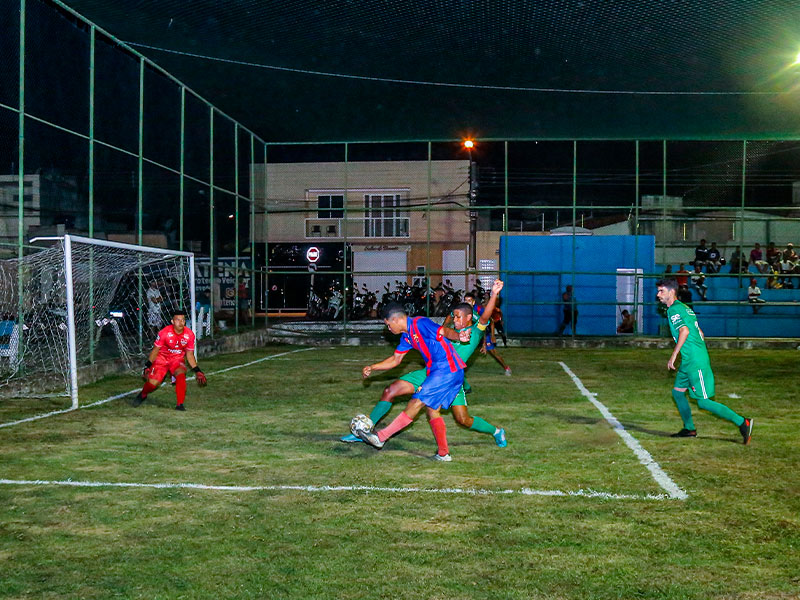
[500,235,656,336]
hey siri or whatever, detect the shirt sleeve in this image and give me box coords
[153,328,165,347]
[185,330,196,351]
[396,333,412,354]
[669,309,686,331]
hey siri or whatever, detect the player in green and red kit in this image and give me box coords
[656,279,753,444]
[131,309,207,410]
[342,279,507,451]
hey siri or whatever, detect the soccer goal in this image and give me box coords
[0,235,195,408]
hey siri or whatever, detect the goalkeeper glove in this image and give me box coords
[193,366,207,387]
[142,360,153,381]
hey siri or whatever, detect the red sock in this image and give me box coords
[141,381,158,398]
[429,416,449,456]
[377,411,413,443]
[175,373,186,406]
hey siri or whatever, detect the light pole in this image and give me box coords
[464,140,477,271]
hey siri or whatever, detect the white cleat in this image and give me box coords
[355,428,384,449]
[431,453,453,462]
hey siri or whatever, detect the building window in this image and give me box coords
[317,194,344,219]
[364,193,409,238]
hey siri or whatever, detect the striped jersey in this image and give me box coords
[396,317,467,375]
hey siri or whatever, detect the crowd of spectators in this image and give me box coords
[659,240,800,311]
[685,239,800,288]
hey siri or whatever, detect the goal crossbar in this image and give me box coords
[26,235,196,409]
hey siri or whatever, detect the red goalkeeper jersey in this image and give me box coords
[154,325,195,361]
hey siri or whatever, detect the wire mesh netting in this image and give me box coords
[0,238,192,399]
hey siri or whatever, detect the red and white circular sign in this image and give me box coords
[306,246,320,263]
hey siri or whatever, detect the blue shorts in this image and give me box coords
[412,369,465,410]
[485,338,496,351]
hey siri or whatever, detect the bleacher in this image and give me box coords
[657,264,800,337]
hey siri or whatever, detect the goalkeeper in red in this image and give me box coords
[656,279,753,444]
[131,309,206,411]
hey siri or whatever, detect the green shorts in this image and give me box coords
[674,363,715,400]
[400,369,468,406]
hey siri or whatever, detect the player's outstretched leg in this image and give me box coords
[451,404,507,447]
[341,379,415,442]
[357,398,424,449]
[696,397,752,444]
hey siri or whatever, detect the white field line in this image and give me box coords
[0,347,317,430]
[0,477,672,501]
[559,361,688,500]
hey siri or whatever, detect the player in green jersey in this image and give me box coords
[656,279,753,444]
[341,279,507,451]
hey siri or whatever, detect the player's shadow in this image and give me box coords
[534,407,676,438]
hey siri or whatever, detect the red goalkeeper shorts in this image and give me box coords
[150,354,187,382]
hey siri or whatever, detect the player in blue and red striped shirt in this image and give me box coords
[356,303,470,461]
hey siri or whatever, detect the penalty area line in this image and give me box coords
[0,347,318,430]
[559,361,688,501]
[0,478,674,501]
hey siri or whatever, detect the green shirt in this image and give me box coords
[455,317,488,361]
[666,300,709,366]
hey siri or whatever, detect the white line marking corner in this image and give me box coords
[559,361,688,501]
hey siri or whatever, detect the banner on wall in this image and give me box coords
[194,257,252,311]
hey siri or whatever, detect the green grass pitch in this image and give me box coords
[1,344,798,599]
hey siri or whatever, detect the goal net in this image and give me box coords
[0,235,195,408]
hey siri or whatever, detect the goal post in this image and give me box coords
[2,234,195,408]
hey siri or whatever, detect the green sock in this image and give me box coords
[469,416,496,435]
[368,400,393,427]
[672,389,695,430]
[697,398,744,426]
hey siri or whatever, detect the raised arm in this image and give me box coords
[479,279,504,326]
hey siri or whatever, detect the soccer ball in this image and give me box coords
[350,414,373,435]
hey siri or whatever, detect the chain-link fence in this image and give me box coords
[2,0,800,348]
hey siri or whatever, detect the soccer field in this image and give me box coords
[1,344,798,599]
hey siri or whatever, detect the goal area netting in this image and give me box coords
[0,235,195,408]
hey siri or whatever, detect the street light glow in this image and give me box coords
[463,139,474,149]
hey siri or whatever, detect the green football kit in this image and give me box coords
[666,301,714,400]
[666,300,744,430]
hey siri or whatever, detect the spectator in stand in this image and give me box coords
[749,243,769,274]
[675,264,690,287]
[766,241,781,269]
[690,265,708,301]
[617,309,635,334]
[747,278,765,314]
[693,239,710,272]
[783,243,799,265]
[677,284,693,308]
[729,247,748,274]
[779,249,797,288]
[707,242,724,273]
[766,263,782,289]
[663,265,673,276]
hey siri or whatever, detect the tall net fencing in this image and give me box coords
[0,236,193,404]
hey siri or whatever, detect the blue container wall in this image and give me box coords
[499,235,656,336]
[671,273,800,337]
